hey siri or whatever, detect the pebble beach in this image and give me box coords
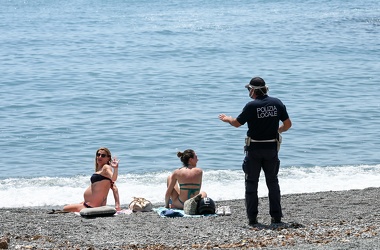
[1,187,379,249]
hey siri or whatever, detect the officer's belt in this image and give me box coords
[250,139,277,143]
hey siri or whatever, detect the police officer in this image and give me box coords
[219,77,292,226]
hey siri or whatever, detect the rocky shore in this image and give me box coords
[1,187,379,249]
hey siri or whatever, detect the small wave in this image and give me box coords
[1,164,379,208]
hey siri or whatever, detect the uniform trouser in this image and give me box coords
[242,148,282,220]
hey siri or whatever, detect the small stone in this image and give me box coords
[0,237,9,249]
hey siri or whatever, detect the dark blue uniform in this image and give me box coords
[236,95,289,221]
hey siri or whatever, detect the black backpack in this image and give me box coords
[197,197,216,215]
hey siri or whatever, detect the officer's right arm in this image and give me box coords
[218,114,242,128]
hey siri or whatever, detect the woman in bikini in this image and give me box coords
[63,147,121,212]
[165,149,207,209]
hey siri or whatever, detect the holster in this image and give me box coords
[244,136,251,152]
[276,133,282,152]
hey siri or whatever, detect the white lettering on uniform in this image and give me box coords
[257,106,278,118]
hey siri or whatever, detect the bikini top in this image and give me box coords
[91,173,113,185]
[179,183,201,199]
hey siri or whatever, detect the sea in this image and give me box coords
[1,0,379,208]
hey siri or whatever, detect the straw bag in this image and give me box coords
[184,193,202,215]
[129,197,153,212]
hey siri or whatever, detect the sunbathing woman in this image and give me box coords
[63,147,121,212]
[165,149,207,209]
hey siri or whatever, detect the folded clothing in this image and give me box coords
[160,209,184,217]
[154,207,217,218]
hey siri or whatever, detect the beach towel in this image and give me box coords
[153,207,217,218]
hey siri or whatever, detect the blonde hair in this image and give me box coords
[94,147,112,171]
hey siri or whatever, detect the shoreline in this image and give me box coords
[1,187,379,249]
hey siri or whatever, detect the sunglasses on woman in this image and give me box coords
[96,153,109,158]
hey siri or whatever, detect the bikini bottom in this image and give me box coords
[178,197,185,205]
[84,202,93,208]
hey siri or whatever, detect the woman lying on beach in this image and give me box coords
[165,149,207,209]
[63,147,121,212]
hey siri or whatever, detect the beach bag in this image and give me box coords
[184,193,202,215]
[129,197,153,212]
[197,197,216,215]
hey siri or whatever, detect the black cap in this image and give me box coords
[245,77,266,89]
[249,77,265,86]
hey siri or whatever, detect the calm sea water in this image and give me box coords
[1,0,379,208]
